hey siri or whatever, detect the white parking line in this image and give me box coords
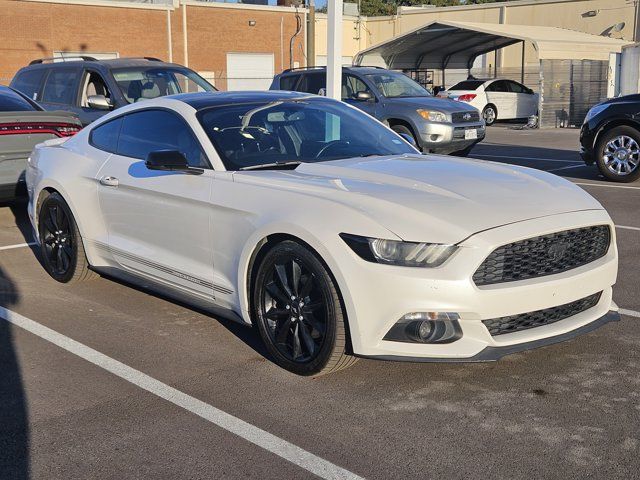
[620,309,640,319]
[471,153,581,164]
[0,306,364,480]
[0,242,36,251]
[616,225,640,232]
[546,164,587,173]
[574,182,640,190]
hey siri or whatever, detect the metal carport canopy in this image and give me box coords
[354,20,629,70]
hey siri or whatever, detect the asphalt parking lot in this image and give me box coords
[1,126,639,480]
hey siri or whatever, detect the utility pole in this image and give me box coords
[326,0,342,100]
[307,0,315,66]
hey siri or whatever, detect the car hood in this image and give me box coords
[233,155,604,244]
[385,96,474,114]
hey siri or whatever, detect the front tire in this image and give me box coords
[391,124,421,151]
[595,126,640,182]
[38,192,96,283]
[252,240,357,376]
[482,104,497,126]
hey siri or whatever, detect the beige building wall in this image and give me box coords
[316,0,634,69]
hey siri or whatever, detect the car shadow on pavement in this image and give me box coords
[0,266,30,480]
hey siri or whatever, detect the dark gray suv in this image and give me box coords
[270,66,485,155]
[10,57,216,126]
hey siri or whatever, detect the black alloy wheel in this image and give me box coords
[252,240,357,376]
[38,193,96,283]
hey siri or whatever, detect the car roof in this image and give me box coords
[279,66,391,76]
[172,90,317,110]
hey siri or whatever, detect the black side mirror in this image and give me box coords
[355,91,373,101]
[398,132,417,147]
[145,150,203,175]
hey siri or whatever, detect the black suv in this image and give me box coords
[10,57,216,126]
[581,94,640,182]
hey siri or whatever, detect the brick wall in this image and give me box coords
[0,0,306,88]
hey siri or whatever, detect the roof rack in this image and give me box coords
[29,55,98,65]
[281,65,384,74]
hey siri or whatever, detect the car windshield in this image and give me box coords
[449,80,485,91]
[112,67,216,103]
[198,98,416,171]
[365,72,431,98]
[0,88,40,111]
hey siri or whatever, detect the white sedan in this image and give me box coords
[440,78,539,126]
[26,91,619,376]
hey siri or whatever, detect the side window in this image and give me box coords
[90,117,123,153]
[279,74,300,91]
[342,75,371,100]
[486,80,508,93]
[11,69,46,101]
[117,110,209,168]
[507,81,526,93]
[296,73,325,95]
[41,69,78,105]
[81,70,112,107]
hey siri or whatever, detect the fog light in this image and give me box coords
[383,312,462,344]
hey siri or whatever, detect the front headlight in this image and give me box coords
[340,234,458,267]
[584,103,609,123]
[416,109,447,123]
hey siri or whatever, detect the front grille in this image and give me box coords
[452,111,480,123]
[473,226,610,286]
[482,292,602,336]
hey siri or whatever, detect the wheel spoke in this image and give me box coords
[292,323,302,359]
[298,322,316,356]
[274,263,293,298]
[290,260,301,296]
[265,306,289,320]
[299,274,314,299]
[275,316,292,344]
[265,282,289,305]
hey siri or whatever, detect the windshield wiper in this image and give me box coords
[239,161,302,171]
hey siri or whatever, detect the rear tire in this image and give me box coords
[38,192,96,283]
[252,240,357,376]
[482,104,497,126]
[595,126,640,182]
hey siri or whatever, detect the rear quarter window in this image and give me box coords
[89,116,123,153]
[278,75,300,91]
[41,69,78,105]
[11,69,46,101]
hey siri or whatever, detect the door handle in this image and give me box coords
[100,176,119,187]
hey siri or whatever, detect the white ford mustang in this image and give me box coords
[26,91,619,376]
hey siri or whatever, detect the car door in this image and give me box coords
[484,80,515,119]
[39,67,83,118]
[507,80,538,118]
[96,108,216,299]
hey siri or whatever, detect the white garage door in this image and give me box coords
[226,53,274,91]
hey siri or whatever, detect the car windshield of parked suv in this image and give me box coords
[449,80,485,91]
[198,98,416,170]
[365,72,431,98]
[112,67,216,103]
[0,88,40,111]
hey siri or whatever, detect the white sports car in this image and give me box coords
[26,91,619,376]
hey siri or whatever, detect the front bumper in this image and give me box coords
[339,209,618,360]
[359,310,620,362]
[417,121,486,153]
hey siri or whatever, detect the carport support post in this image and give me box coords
[326,0,343,100]
[521,41,525,84]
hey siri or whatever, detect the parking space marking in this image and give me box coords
[546,164,587,173]
[574,182,640,190]
[470,153,581,164]
[0,306,364,480]
[616,225,640,232]
[0,242,36,251]
[620,309,640,319]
